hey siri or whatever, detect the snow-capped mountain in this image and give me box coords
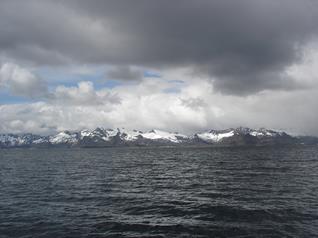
[195,127,290,144]
[140,129,188,143]
[49,131,78,145]
[78,128,189,146]
[0,127,311,148]
[0,134,43,147]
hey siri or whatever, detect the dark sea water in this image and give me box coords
[0,146,318,238]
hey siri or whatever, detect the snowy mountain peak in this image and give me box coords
[142,129,188,143]
[0,127,307,148]
[196,127,290,143]
[49,131,78,144]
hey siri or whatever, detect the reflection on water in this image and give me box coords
[0,146,318,237]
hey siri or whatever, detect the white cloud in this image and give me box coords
[50,81,120,106]
[1,74,318,136]
[0,63,48,98]
[1,46,318,136]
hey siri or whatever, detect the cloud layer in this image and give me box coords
[1,71,318,136]
[1,0,318,94]
[1,1,318,135]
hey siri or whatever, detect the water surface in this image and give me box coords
[0,146,318,237]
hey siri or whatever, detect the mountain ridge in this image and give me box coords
[0,127,316,148]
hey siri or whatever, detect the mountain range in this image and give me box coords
[1,127,317,148]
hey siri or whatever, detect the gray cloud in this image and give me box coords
[107,66,143,81]
[180,97,206,111]
[1,0,318,94]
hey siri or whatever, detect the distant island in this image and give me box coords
[1,127,317,148]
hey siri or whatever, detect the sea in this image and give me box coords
[0,146,318,237]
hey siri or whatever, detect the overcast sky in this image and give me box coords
[1,0,318,135]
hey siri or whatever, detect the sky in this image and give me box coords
[1,0,318,135]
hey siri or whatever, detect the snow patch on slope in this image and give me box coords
[142,129,188,143]
[197,130,235,142]
[119,129,143,141]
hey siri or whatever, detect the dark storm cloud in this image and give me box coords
[1,0,318,94]
[107,66,143,81]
